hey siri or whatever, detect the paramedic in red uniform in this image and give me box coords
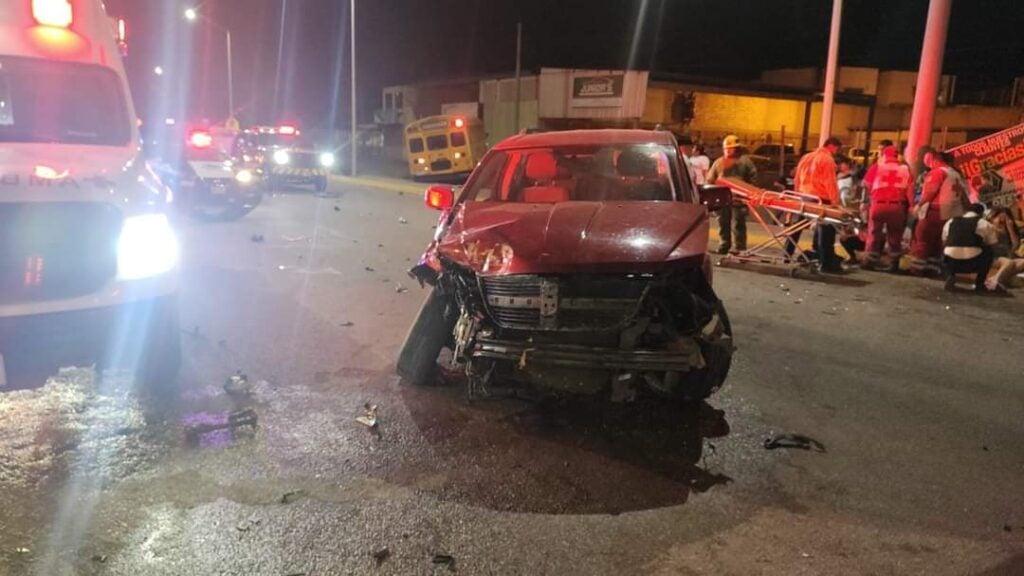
[909,151,970,276]
[863,146,913,272]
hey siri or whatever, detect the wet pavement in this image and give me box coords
[1,181,1023,575]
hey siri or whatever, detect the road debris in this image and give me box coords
[432,554,455,569]
[398,217,409,224]
[236,517,261,532]
[372,547,391,565]
[334,205,341,212]
[340,321,355,328]
[365,266,375,272]
[224,371,250,396]
[15,547,30,554]
[280,490,306,504]
[250,234,265,243]
[91,554,107,563]
[356,403,379,429]
[184,409,258,443]
[1004,524,1013,533]
[763,433,826,452]
[282,235,308,243]
[395,284,409,294]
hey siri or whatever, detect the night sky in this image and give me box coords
[105,0,1024,128]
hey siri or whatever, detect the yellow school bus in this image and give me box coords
[405,115,486,179]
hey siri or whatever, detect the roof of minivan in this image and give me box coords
[0,0,121,67]
[492,129,677,151]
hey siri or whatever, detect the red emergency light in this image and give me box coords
[188,130,213,149]
[33,0,74,28]
[278,125,298,136]
[453,117,465,129]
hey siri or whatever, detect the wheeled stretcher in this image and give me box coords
[713,178,861,276]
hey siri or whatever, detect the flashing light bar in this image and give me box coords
[33,0,74,28]
[189,130,214,149]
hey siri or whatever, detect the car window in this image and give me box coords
[463,152,509,201]
[408,138,424,153]
[451,132,467,147]
[0,57,130,146]
[462,144,680,203]
[426,135,448,150]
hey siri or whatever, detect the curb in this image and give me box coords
[332,175,425,195]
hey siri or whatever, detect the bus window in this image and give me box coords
[451,132,467,147]
[426,135,448,150]
[409,137,424,153]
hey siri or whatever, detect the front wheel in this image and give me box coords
[396,288,456,386]
[680,301,733,401]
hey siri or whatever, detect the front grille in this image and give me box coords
[290,152,320,169]
[480,274,648,331]
[0,203,122,305]
[430,159,452,171]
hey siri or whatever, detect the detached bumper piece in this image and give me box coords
[473,337,704,372]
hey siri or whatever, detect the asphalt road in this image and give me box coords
[1,180,1023,575]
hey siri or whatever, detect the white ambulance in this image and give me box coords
[0,0,180,387]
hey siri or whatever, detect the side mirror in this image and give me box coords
[425,185,455,211]
[699,185,733,212]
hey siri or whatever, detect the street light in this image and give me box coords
[154,66,164,76]
[183,7,235,123]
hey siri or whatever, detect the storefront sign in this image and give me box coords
[950,122,1024,214]
[571,73,625,108]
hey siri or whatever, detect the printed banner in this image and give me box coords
[949,123,1024,216]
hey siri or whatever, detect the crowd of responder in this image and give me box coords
[680,134,1024,294]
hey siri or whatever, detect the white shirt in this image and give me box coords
[942,212,999,259]
[689,154,710,186]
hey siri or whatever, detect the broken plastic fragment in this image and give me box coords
[356,403,378,428]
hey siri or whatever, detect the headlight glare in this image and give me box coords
[117,214,179,280]
[319,152,336,167]
[235,169,254,184]
[273,150,291,165]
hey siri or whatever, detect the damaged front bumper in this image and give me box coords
[473,337,705,372]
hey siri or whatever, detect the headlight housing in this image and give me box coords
[235,169,254,184]
[319,152,336,167]
[117,214,179,280]
[273,150,291,165]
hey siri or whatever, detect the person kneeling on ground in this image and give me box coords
[942,203,999,293]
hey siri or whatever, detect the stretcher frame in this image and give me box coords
[713,178,861,276]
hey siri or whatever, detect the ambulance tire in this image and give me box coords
[136,298,182,396]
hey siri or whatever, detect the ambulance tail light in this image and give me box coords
[453,117,465,129]
[33,0,74,28]
[278,125,298,136]
[189,130,213,149]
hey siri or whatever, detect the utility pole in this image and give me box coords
[819,0,843,146]
[350,0,358,176]
[905,0,953,169]
[514,22,523,133]
[226,29,234,120]
[273,0,288,119]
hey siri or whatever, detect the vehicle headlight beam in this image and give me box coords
[117,214,179,280]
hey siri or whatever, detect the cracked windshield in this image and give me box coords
[2,0,1024,574]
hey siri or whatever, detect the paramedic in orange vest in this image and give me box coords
[794,137,843,273]
[863,145,913,272]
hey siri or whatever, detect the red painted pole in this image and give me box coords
[905,0,953,169]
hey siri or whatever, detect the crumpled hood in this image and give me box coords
[0,144,166,207]
[438,201,709,275]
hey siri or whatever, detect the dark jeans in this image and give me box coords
[840,235,865,262]
[943,247,994,289]
[816,224,840,270]
[718,205,748,250]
